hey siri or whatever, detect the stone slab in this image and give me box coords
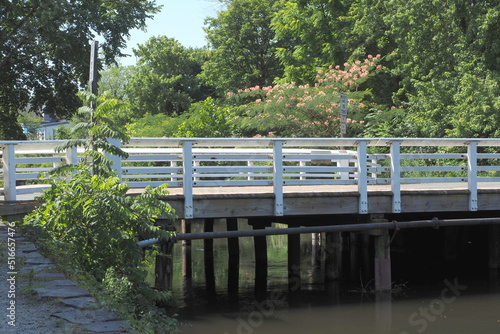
[17,250,43,258]
[52,308,120,325]
[83,320,132,333]
[35,285,91,299]
[17,245,38,252]
[19,263,53,273]
[61,296,99,310]
[43,279,80,288]
[25,257,53,265]
[36,271,66,280]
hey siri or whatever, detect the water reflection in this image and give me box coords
[170,220,500,333]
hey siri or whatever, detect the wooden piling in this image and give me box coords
[489,224,500,269]
[324,232,342,282]
[154,223,176,291]
[181,219,192,280]
[373,229,391,292]
[204,218,216,295]
[227,218,240,296]
[288,225,301,292]
[249,218,270,299]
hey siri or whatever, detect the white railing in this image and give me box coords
[2,138,500,217]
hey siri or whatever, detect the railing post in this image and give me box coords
[357,141,368,214]
[65,145,78,166]
[390,141,401,213]
[182,140,194,219]
[105,138,122,180]
[273,140,284,216]
[247,161,255,181]
[339,157,349,180]
[2,144,16,201]
[170,161,178,182]
[467,141,478,211]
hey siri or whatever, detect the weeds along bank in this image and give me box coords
[20,91,180,333]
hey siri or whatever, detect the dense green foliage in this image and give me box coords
[126,36,213,117]
[201,0,284,94]
[23,92,179,333]
[5,0,500,140]
[96,0,500,140]
[0,0,161,139]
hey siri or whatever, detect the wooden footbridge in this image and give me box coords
[2,137,500,292]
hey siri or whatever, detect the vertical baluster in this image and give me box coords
[357,141,368,214]
[183,141,194,219]
[2,144,16,201]
[391,141,401,213]
[273,140,284,216]
[468,141,478,211]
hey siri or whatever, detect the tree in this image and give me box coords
[174,97,233,137]
[126,36,212,116]
[382,0,500,137]
[0,0,161,139]
[201,0,284,94]
[24,90,178,332]
[98,64,135,100]
[272,0,397,105]
[228,56,383,138]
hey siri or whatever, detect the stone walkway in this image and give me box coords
[0,221,135,333]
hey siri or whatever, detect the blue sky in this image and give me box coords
[119,0,222,66]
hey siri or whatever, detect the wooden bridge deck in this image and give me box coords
[126,182,500,219]
[3,182,500,220]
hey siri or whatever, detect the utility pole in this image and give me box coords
[89,41,99,95]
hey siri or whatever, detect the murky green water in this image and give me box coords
[167,220,500,334]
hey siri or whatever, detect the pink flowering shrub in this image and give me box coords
[227,55,383,137]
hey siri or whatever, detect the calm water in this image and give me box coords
[167,220,500,334]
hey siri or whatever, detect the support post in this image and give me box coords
[2,144,16,201]
[372,223,391,292]
[249,218,269,299]
[489,224,500,269]
[204,218,216,295]
[288,226,301,292]
[182,141,194,219]
[227,218,240,296]
[181,219,192,280]
[154,223,176,291]
[349,232,360,279]
[324,232,342,282]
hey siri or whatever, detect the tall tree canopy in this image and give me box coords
[0,0,160,139]
[126,36,212,116]
[201,0,284,94]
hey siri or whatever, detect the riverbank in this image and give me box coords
[0,220,134,333]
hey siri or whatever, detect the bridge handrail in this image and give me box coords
[2,138,500,217]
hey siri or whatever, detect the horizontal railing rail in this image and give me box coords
[2,138,500,217]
